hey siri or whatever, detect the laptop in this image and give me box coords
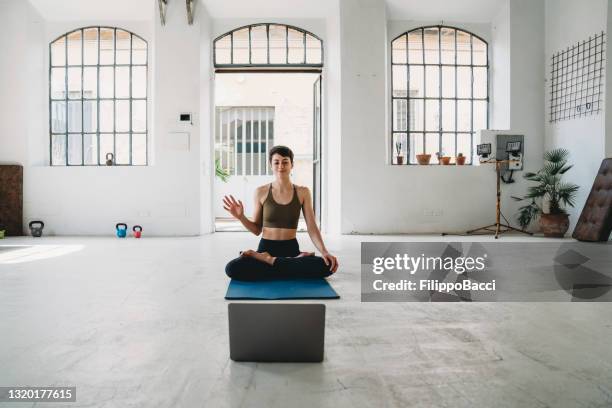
[228,303,326,362]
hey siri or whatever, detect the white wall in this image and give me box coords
[0,0,31,166]
[1,4,340,236]
[0,0,574,236]
[0,0,210,236]
[607,0,612,159]
[491,0,510,130]
[337,0,544,234]
[500,0,545,225]
[324,0,343,235]
[545,0,607,231]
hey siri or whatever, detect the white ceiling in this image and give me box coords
[28,0,154,21]
[201,0,334,19]
[28,0,504,23]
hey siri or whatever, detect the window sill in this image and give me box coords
[391,163,475,166]
[46,164,149,167]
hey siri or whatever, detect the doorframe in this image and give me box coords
[313,75,322,227]
[210,70,325,232]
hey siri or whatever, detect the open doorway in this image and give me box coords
[214,73,321,232]
[211,23,324,232]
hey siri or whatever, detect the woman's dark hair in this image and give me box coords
[268,145,294,164]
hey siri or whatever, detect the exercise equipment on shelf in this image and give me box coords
[105,153,114,166]
[29,220,44,237]
[132,225,143,238]
[115,223,128,238]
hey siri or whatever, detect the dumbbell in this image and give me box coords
[115,223,128,238]
[29,221,45,237]
[133,225,143,238]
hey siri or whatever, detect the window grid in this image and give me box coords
[391,26,489,165]
[215,107,275,176]
[213,23,323,68]
[394,99,407,130]
[49,26,148,166]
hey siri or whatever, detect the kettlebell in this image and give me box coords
[132,225,143,238]
[29,220,44,237]
[115,223,128,238]
[106,152,114,166]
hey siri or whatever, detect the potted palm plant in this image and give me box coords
[513,148,579,237]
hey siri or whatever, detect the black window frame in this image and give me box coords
[390,25,489,165]
[213,23,323,71]
[49,26,148,166]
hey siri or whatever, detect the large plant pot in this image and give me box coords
[416,154,431,165]
[539,213,569,237]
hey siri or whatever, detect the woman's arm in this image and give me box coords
[301,187,338,272]
[222,188,264,236]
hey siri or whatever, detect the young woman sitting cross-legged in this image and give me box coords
[224,145,338,281]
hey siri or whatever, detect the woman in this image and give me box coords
[224,145,338,281]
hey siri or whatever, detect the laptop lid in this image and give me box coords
[228,303,325,362]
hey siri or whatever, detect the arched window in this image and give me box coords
[213,23,323,69]
[391,26,488,165]
[50,27,148,166]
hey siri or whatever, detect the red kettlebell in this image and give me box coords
[133,225,143,238]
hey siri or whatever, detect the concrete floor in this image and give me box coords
[1,233,612,408]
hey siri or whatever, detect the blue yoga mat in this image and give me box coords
[225,278,340,300]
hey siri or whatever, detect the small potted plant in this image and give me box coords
[436,151,451,165]
[456,153,466,165]
[416,153,431,165]
[512,148,579,237]
[395,141,404,165]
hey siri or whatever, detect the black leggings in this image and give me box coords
[225,238,334,281]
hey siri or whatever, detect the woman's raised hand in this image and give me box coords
[223,195,244,220]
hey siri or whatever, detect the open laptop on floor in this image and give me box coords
[228,303,326,362]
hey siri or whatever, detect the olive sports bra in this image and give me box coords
[262,183,302,229]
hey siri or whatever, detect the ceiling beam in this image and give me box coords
[186,0,195,25]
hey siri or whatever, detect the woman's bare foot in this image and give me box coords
[296,251,315,257]
[240,250,276,266]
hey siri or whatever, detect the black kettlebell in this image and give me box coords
[29,220,44,237]
[106,152,114,166]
